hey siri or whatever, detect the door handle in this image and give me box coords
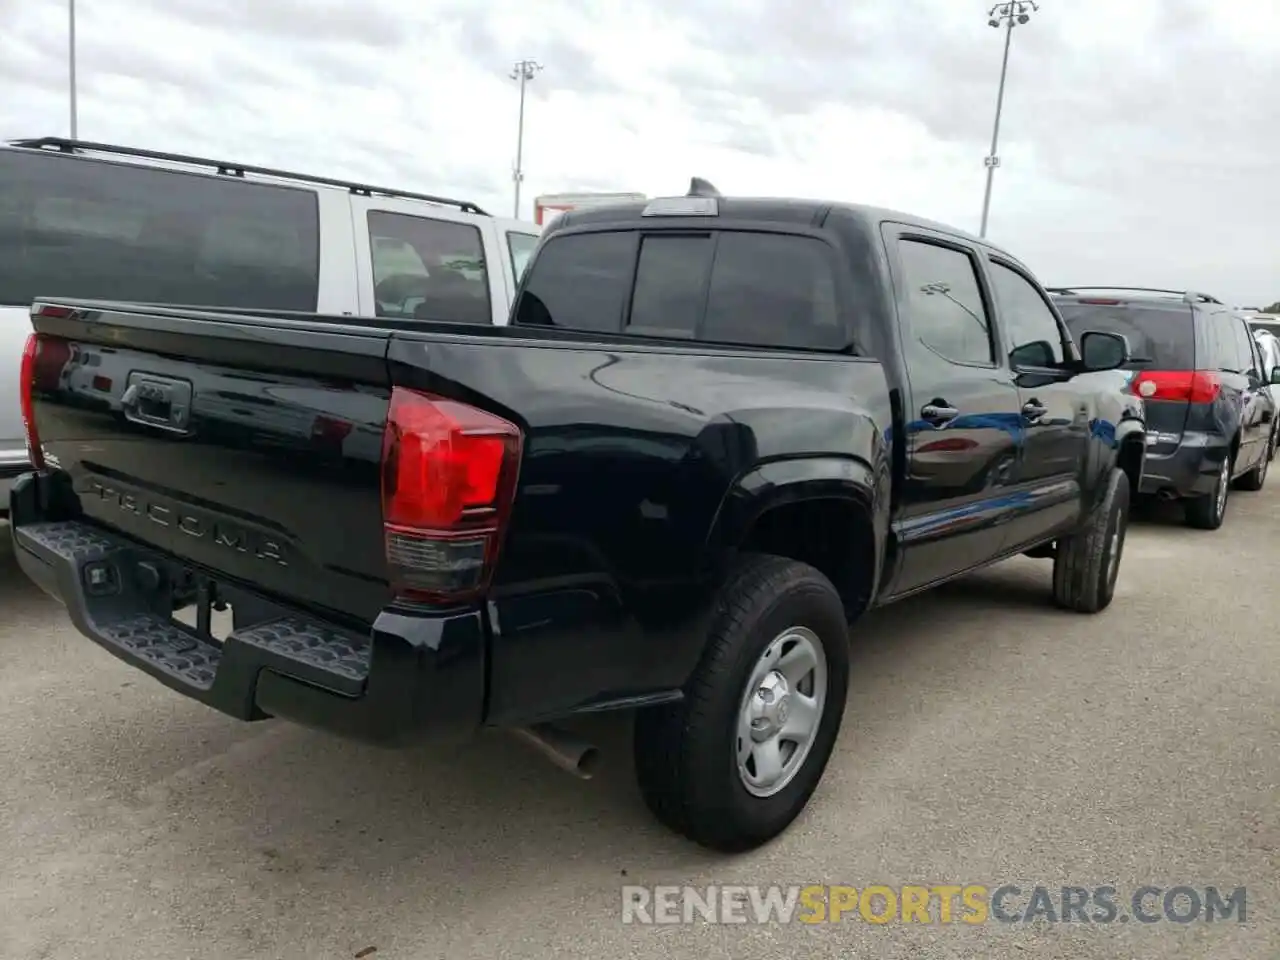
[921,402,960,425]
[1022,400,1048,422]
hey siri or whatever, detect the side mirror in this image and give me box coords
[1271,367,1280,386]
[1079,330,1131,372]
[1009,340,1057,369]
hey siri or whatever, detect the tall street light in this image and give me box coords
[510,58,543,219]
[978,0,1038,239]
[69,0,78,138]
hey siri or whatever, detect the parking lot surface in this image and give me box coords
[1,496,1277,960]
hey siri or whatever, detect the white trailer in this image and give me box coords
[533,192,647,227]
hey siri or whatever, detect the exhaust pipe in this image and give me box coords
[1157,488,1178,501]
[511,723,600,780]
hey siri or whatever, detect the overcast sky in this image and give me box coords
[2,0,1277,305]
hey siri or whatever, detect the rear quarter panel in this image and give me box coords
[386,334,891,724]
[1074,368,1146,505]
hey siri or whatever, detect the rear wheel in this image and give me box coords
[1237,445,1269,492]
[1052,467,1130,613]
[1186,455,1232,529]
[633,554,850,852]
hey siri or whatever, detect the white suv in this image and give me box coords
[0,137,541,512]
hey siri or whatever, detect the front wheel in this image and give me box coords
[1052,467,1130,613]
[633,554,850,852]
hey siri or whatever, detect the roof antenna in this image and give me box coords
[687,177,721,198]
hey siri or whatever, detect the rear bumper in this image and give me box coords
[8,472,485,747]
[1137,433,1228,498]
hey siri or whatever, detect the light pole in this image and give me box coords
[69,0,78,138]
[978,0,1038,238]
[510,59,543,219]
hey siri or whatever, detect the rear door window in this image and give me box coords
[897,239,994,365]
[0,149,319,311]
[368,211,491,323]
[1057,302,1194,370]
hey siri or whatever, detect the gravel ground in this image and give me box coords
[0,494,1276,960]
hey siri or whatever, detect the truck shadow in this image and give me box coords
[4,549,1157,951]
[14,558,1066,881]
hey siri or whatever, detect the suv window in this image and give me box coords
[0,149,319,311]
[507,232,539,282]
[514,230,634,332]
[1205,311,1247,373]
[368,212,491,323]
[989,261,1065,366]
[1257,333,1280,378]
[898,240,993,365]
[1058,302,1194,370]
[1229,315,1259,378]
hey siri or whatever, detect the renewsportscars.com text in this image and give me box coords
[621,884,1247,925]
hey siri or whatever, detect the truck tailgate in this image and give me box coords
[24,302,394,625]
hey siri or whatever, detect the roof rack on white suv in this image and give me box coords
[1045,286,1223,305]
[7,136,489,215]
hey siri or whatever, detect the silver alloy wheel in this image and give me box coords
[736,626,828,798]
[1216,457,1230,520]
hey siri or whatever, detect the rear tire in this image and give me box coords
[633,554,850,852]
[1237,446,1270,491]
[1186,455,1231,529]
[1052,467,1129,613]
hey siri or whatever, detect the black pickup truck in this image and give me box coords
[10,185,1145,852]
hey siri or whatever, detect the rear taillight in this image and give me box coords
[19,333,73,470]
[1129,370,1221,403]
[19,334,42,470]
[380,388,523,604]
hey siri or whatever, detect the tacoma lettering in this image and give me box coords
[86,481,286,566]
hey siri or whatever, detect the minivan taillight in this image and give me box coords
[1129,370,1221,404]
[380,388,523,603]
[19,333,72,471]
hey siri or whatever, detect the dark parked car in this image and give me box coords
[12,185,1144,852]
[1050,287,1278,529]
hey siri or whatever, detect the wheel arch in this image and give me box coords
[704,456,886,620]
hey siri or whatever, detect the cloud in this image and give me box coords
[1,0,1276,303]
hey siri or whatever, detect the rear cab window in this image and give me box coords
[514,228,846,351]
[0,148,319,311]
[1056,300,1196,371]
